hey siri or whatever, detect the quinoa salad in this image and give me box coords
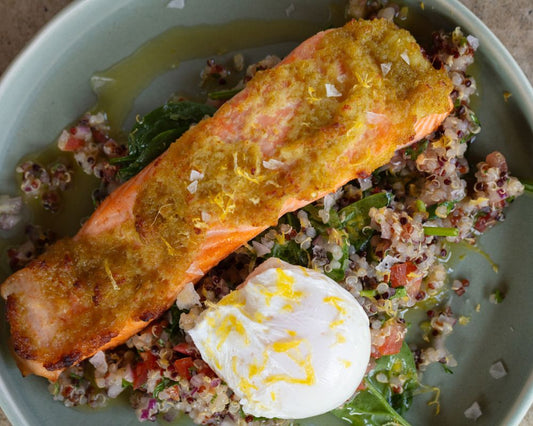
[0,1,528,425]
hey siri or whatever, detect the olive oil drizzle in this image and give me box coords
[92,19,325,130]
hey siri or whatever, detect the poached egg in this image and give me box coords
[188,258,370,419]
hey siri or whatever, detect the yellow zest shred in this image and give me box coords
[212,191,236,218]
[354,71,373,88]
[434,135,452,149]
[307,86,320,102]
[160,236,178,256]
[427,386,441,414]
[458,315,471,325]
[215,314,249,349]
[275,232,286,245]
[233,152,264,184]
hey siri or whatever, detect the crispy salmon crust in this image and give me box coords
[1,19,453,380]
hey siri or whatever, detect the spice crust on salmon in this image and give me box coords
[0,19,453,380]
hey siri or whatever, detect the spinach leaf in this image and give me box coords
[112,101,217,180]
[370,342,419,415]
[261,212,310,267]
[334,380,411,426]
[339,192,392,250]
[302,204,336,234]
[268,239,310,267]
[333,343,417,425]
[426,200,457,220]
[404,139,429,160]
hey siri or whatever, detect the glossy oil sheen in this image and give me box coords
[0,1,531,425]
[92,19,327,130]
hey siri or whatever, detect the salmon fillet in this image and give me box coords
[0,19,453,381]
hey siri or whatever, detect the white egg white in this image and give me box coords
[188,257,371,419]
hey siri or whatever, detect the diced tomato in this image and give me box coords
[371,319,406,358]
[62,136,85,152]
[198,364,217,378]
[132,352,159,390]
[173,342,199,356]
[174,357,194,380]
[390,261,422,299]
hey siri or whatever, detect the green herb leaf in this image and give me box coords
[208,87,242,100]
[53,381,60,396]
[441,364,454,374]
[391,286,408,299]
[423,226,459,237]
[166,305,186,341]
[112,101,217,180]
[490,289,505,304]
[333,343,417,425]
[153,377,179,399]
[404,139,429,160]
[415,199,427,213]
[69,372,83,381]
[122,378,133,389]
[340,192,392,250]
[521,179,533,193]
[426,200,457,219]
[359,289,377,298]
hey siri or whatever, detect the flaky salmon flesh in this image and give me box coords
[1,19,453,381]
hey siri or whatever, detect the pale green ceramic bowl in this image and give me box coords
[0,1,531,425]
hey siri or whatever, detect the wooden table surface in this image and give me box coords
[0,0,531,425]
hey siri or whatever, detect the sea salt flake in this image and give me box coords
[167,0,185,9]
[189,169,204,181]
[186,263,204,277]
[489,361,507,379]
[380,62,392,76]
[400,52,410,65]
[325,83,342,97]
[464,401,482,421]
[187,180,198,194]
[176,282,201,309]
[262,159,284,170]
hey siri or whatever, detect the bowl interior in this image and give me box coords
[0,0,531,425]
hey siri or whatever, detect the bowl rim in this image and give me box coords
[0,0,531,425]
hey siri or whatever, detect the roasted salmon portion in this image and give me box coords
[1,19,452,381]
